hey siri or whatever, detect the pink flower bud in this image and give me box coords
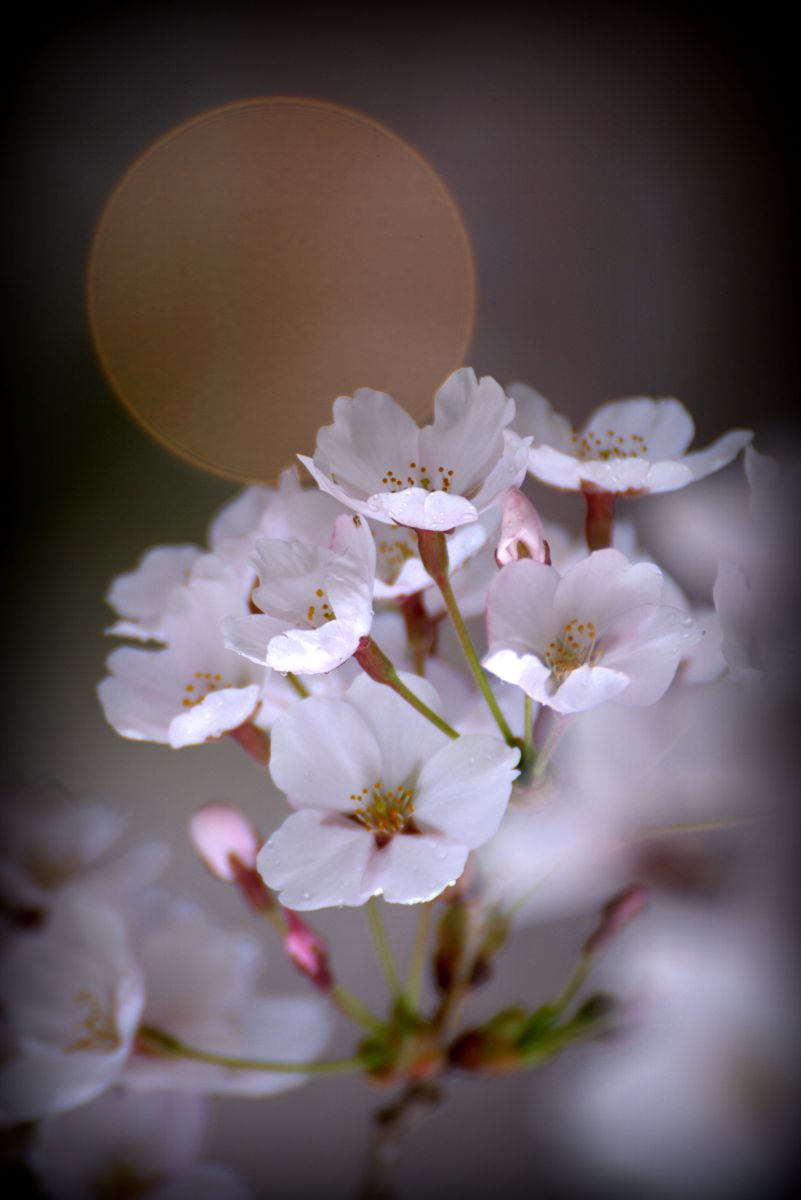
[583,883,648,957]
[189,803,260,882]
[495,489,550,566]
[284,910,333,991]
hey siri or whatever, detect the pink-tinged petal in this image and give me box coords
[680,428,753,483]
[367,835,468,904]
[602,604,701,705]
[168,685,260,748]
[420,368,515,496]
[189,804,260,880]
[250,539,326,621]
[329,512,377,579]
[553,549,663,632]
[550,663,631,713]
[527,443,583,489]
[269,696,381,811]
[641,460,695,492]
[486,558,560,650]
[467,432,531,512]
[315,389,421,499]
[415,735,518,848]
[344,673,449,788]
[373,555,433,600]
[584,398,695,460]
[266,617,364,674]
[297,454,376,517]
[106,545,203,640]
[222,614,286,666]
[258,811,375,909]
[481,647,554,703]
[496,488,550,565]
[508,383,575,452]
[98,647,183,742]
[368,487,478,530]
[324,550,375,634]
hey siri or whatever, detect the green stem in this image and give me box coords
[407,902,433,1007]
[552,954,590,1014]
[138,1026,362,1075]
[331,985,385,1033]
[287,672,310,699]
[354,637,458,740]
[366,896,402,999]
[416,530,516,747]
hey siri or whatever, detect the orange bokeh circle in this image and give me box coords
[88,97,476,482]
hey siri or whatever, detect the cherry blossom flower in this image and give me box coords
[478,678,767,926]
[106,546,203,641]
[223,514,376,675]
[208,466,344,581]
[27,1090,248,1200]
[483,549,701,713]
[0,785,168,918]
[298,367,529,531]
[0,895,144,1123]
[260,674,519,909]
[123,890,332,1096]
[510,384,752,495]
[99,563,269,748]
[539,903,795,1198]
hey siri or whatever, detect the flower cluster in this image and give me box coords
[7,365,790,1198]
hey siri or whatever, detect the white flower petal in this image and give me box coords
[415,735,518,848]
[344,673,449,789]
[584,398,695,460]
[553,549,663,631]
[481,647,554,703]
[508,383,575,452]
[269,697,382,811]
[168,685,261,748]
[368,486,478,530]
[602,604,701,705]
[258,810,375,909]
[680,429,753,484]
[222,614,285,666]
[549,663,631,713]
[486,558,560,650]
[367,835,468,904]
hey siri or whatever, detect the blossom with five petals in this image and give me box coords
[223,513,375,675]
[259,674,519,909]
[298,368,529,531]
[483,548,701,713]
[510,384,752,495]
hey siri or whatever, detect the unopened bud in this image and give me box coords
[189,803,274,914]
[496,489,550,566]
[583,883,648,957]
[189,803,260,881]
[284,910,333,991]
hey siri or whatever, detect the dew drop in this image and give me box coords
[302,891,311,901]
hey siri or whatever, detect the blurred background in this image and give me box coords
[4,4,798,1198]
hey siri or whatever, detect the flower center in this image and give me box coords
[64,989,121,1054]
[376,530,418,584]
[381,461,455,493]
[544,618,599,683]
[182,671,236,707]
[304,586,335,628]
[570,428,649,461]
[350,781,416,843]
